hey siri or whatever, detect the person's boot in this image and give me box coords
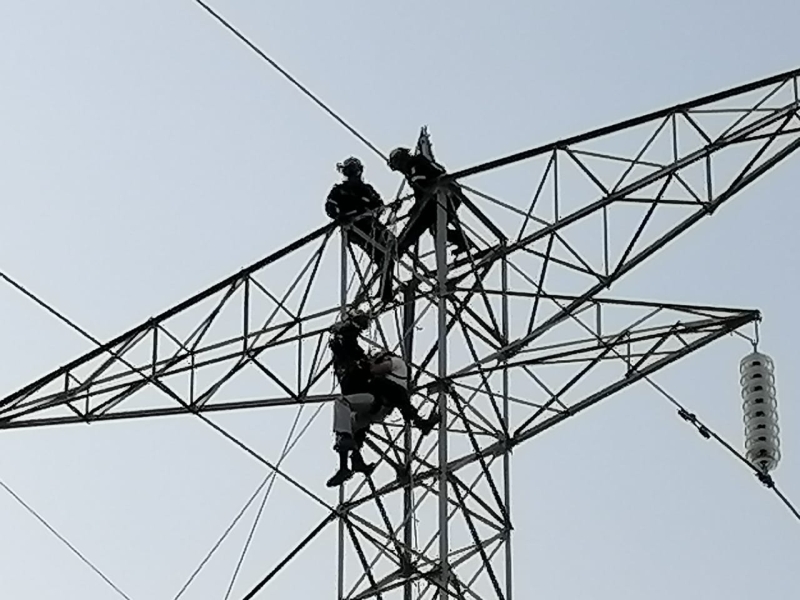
[350,451,376,476]
[326,449,353,487]
[415,410,440,436]
[326,467,353,487]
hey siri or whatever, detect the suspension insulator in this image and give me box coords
[740,351,781,473]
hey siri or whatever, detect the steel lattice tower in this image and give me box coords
[1,68,799,600]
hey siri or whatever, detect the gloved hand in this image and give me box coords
[338,210,362,225]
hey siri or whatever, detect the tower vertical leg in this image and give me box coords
[435,189,450,598]
[402,280,417,600]
[337,228,348,600]
[501,252,513,600]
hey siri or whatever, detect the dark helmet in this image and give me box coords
[329,309,370,361]
[348,310,370,331]
[329,308,370,338]
[336,156,363,179]
[388,147,412,172]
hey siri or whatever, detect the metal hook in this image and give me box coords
[753,320,761,352]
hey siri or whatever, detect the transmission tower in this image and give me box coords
[1,67,798,600]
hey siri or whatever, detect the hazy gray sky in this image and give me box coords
[1,1,798,598]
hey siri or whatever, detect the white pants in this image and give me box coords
[333,393,392,436]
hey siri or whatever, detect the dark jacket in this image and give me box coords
[325,178,383,220]
[330,332,371,395]
[402,155,446,192]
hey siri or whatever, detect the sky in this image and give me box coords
[1,1,799,598]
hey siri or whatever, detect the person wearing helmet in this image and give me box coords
[387,148,473,260]
[327,311,382,487]
[326,311,438,487]
[325,157,395,303]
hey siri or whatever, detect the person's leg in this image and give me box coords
[428,192,470,254]
[349,393,377,426]
[350,446,375,475]
[365,219,397,302]
[353,425,369,447]
[326,449,353,487]
[375,223,396,302]
[349,421,377,475]
[351,218,395,303]
[446,185,465,211]
[370,378,418,421]
[347,220,380,264]
[328,393,375,487]
[351,451,374,473]
[332,396,356,451]
[327,396,357,487]
[351,401,396,475]
[440,193,472,253]
[397,196,435,258]
[369,379,439,435]
[348,393,379,444]
[352,218,386,261]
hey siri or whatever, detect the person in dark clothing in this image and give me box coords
[387,148,473,260]
[326,311,439,487]
[326,157,395,303]
[327,312,379,487]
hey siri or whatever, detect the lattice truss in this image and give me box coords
[1,69,798,599]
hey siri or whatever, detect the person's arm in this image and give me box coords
[369,356,394,375]
[327,185,361,221]
[325,187,341,219]
[363,183,384,210]
[408,156,445,187]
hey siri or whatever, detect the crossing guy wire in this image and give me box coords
[0,269,333,510]
[0,477,133,600]
[0,272,135,596]
[0,267,339,593]
[3,262,458,597]
[0,3,389,591]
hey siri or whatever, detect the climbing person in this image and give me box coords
[387,147,473,260]
[325,311,439,487]
[327,310,382,487]
[325,157,395,303]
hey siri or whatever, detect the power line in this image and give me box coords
[0,271,131,600]
[0,270,437,597]
[0,270,335,511]
[0,271,103,347]
[222,401,326,600]
[5,244,800,544]
[646,377,800,524]
[0,268,338,593]
[0,478,133,600]
[190,0,387,161]
[172,400,327,600]
[0,272,135,596]
[505,262,800,525]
